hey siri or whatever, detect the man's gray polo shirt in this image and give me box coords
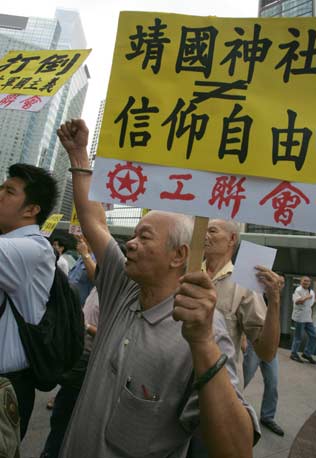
[60,239,259,458]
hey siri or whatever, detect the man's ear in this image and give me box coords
[230,231,237,248]
[170,244,189,269]
[23,204,41,220]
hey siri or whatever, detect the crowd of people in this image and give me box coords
[0,118,315,458]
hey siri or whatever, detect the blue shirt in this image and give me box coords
[68,256,94,306]
[0,225,55,373]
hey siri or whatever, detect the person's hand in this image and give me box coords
[57,119,89,162]
[255,266,281,303]
[173,272,216,346]
[76,235,89,257]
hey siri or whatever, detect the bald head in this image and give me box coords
[125,210,194,284]
[300,276,311,289]
[205,218,240,261]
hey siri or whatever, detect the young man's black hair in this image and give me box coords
[8,163,58,226]
[52,237,68,253]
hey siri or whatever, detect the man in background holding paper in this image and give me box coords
[188,220,280,457]
[203,219,281,371]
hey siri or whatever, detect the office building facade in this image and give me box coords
[259,0,314,17]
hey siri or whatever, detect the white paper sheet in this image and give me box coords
[231,240,277,294]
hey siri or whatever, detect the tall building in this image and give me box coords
[59,175,74,221]
[42,9,90,214]
[89,99,105,167]
[0,14,61,179]
[0,9,89,207]
[259,0,314,17]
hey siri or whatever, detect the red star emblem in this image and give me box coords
[117,171,138,192]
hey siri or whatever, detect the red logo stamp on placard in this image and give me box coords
[106,162,147,203]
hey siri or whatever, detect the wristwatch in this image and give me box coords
[83,254,90,259]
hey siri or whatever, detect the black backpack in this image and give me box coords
[0,264,85,391]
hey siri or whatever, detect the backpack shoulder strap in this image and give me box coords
[0,293,22,324]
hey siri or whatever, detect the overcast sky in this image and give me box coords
[2,0,259,134]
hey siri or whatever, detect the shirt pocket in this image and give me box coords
[223,313,239,338]
[105,385,188,457]
[105,385,162,456]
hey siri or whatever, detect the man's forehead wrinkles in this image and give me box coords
[137,222,157,232]
[207,224,220,230]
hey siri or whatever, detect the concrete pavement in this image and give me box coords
[21,347,316,458]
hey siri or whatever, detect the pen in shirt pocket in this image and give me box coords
[141,384,160,401]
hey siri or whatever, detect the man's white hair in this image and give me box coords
[147,210,194,249]
[166,213,195,250]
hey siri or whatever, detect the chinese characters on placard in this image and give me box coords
[0,94,42,110]
[0,52,81,93]
[104,160,312,227]
[113,19,315,171]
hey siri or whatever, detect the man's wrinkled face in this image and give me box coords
[125,213,174,284]
[0,177,28,233]
[301,277,311,289]
[204,220,235,258]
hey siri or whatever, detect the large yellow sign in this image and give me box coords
[69,204,82,235]
[0,49,91,96]
[98,12,316,183]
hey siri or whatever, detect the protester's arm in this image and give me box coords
[81,254,96,283]
[76,236,96,283]
[252,266,281,362]
[57,119,111,266]
[293,289,304,304]
[173,272,253,458]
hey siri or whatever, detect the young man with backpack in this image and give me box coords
[0,164,58,439]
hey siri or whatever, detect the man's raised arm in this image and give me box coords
[57,119,111,266]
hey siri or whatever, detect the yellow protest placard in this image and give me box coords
[97,12,316,184]
[0,49,91,96]
[40,213,63,237]
[69,205,82,236]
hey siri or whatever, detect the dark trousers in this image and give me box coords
[3,369,35,440]
[41,385,81,458]
[41,350,90,458]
